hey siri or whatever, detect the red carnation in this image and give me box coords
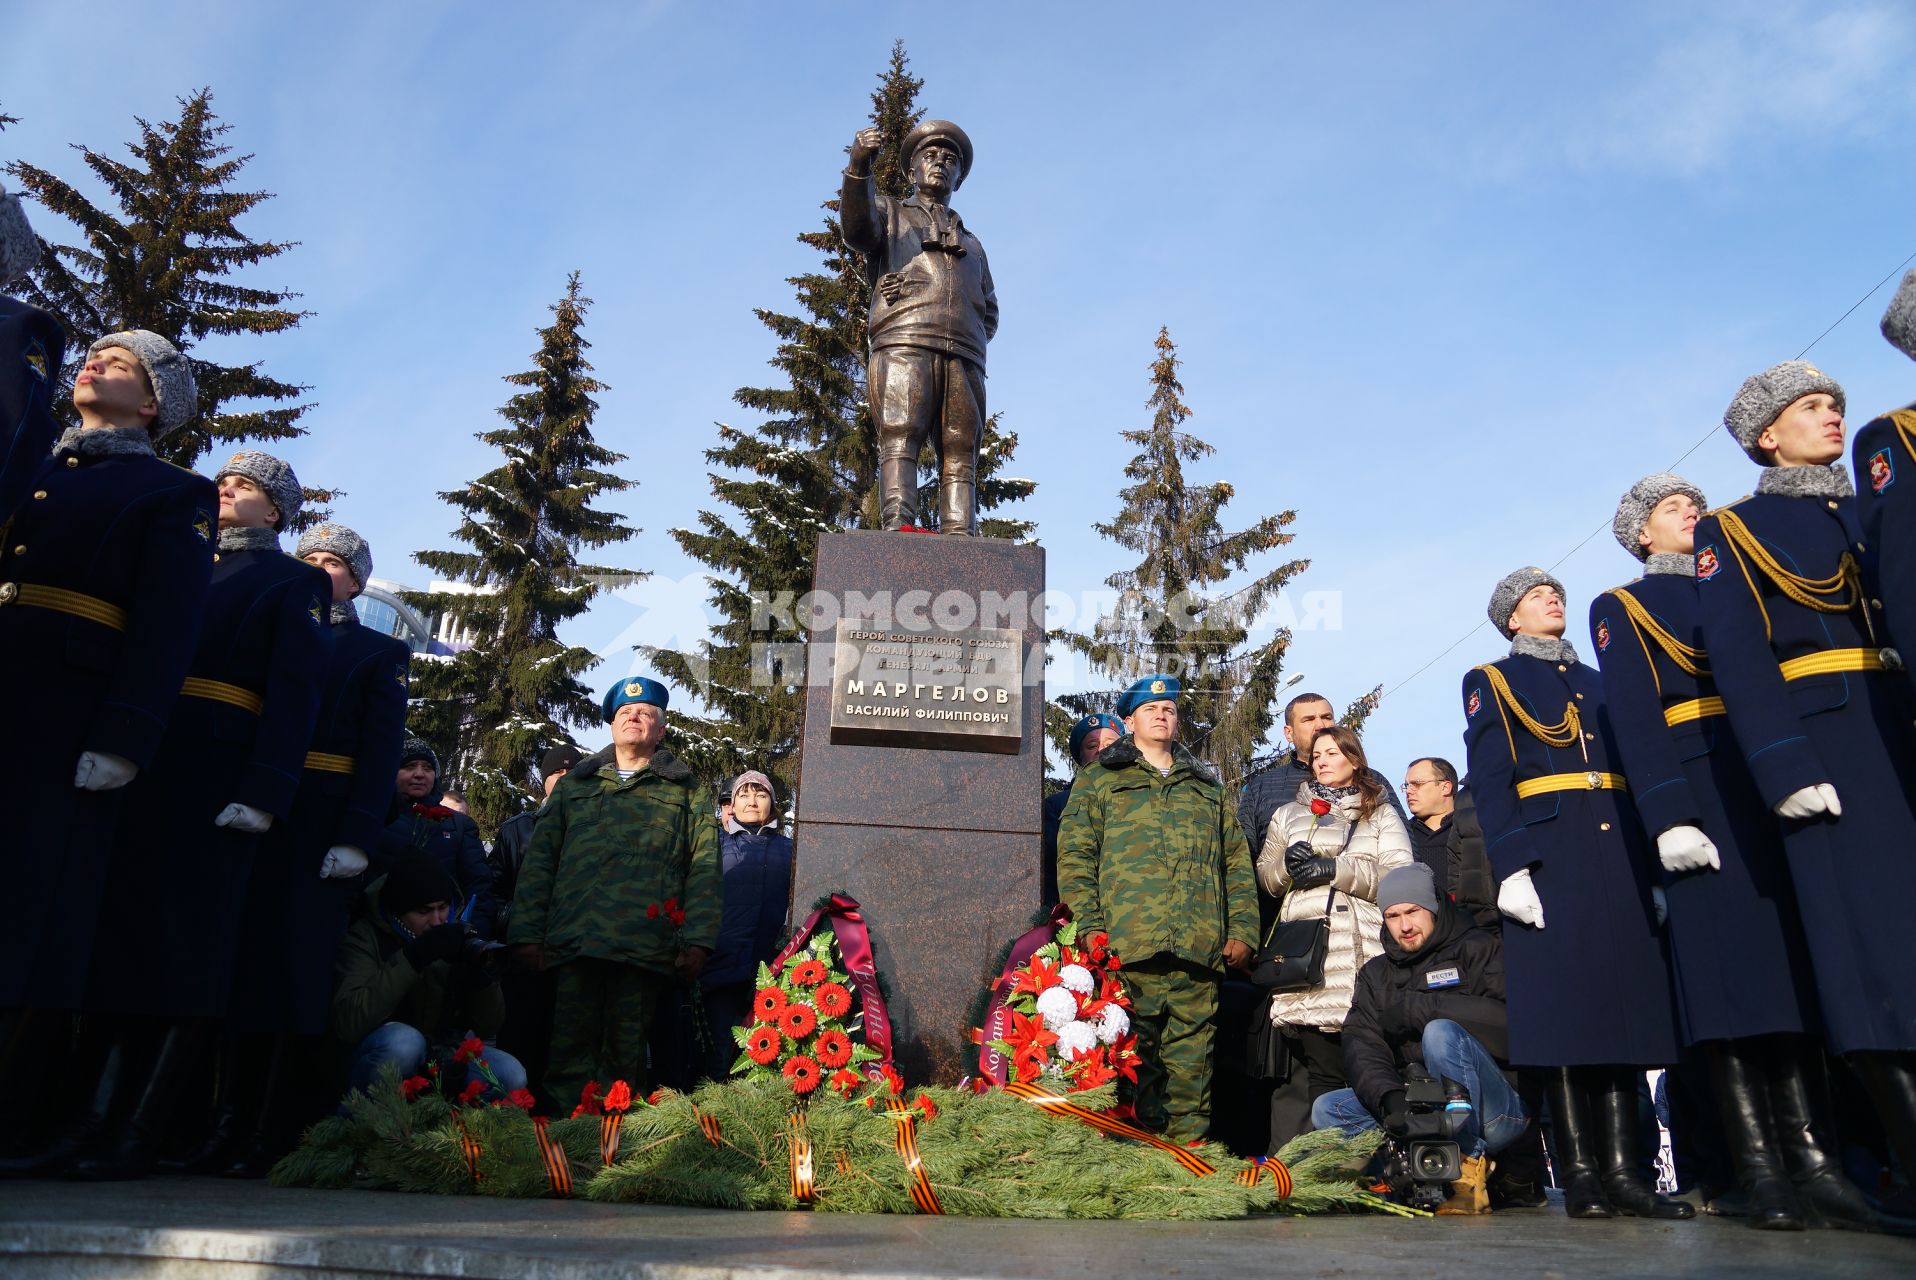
[829,1068,862,1097]
[663,897,679,914]
[453,1036,485,1064]
[498,1089,536,1111]
[602,1080,633,1114]
[813,982,852,1018]
[1309,798,1331,816]
[456,1079,486,1105]
[400,1075,432,1101]
[815,1029,853,1068]
[753,986,786,1020]
[879,1063,906,1095]
[571,1080,603,1117]
[668,908,686,927]
[745,1023,781,1065]
[779,1002,818,1039]
[914,1094,939,1122]
[646,903,661,920]
[783,1055,821,1095]
[790,958,828,987]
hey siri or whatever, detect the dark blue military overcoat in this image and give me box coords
[1461,652,1680,1068]
[1694,489,1916,1054]
[92,543,331,1019]
[1589,574,1818,1044]
[0,294,65,524]
[1852,406,1916,690]
[228,612,410,1035]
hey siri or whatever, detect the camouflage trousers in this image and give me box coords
[545,957,671,1109]
[1122,955,1221,1143]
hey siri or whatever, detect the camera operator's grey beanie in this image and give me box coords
[0,182,37,287]
[86,330,198,438]
[213,449,302,532]
[1612,474,1708,561]
[1379,864,1440,914]
[1883,269,1916,363]
[1723,360,1845,464]
[295,523,372,589]
[1488,566,1565,638]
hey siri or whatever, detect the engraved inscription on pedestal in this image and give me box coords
[828,620,1023,753]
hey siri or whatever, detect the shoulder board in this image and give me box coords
[1707,495,1755,514]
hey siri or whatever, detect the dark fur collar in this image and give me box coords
[572,744,695,786]
[1095,736,1219,785]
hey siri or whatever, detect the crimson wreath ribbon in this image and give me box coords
[769,893,894,1078]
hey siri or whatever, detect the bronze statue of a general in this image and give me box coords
[842,119,998,535]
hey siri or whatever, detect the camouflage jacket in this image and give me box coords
[505,746,721,973]
[1055,737,1259,972]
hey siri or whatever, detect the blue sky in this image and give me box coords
[6,1,1915,789]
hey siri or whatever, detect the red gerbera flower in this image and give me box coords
[828,1068,862,1097]
[602,1080,633,1114]
[497,1088,536,1111]
[779,1002,818,1039]
[745,1023,781,1065]
[814,1029,853,1068]
[790,958,828,987]
[456,1079,486,1105]
[783,1055,821,1095]
[753,986,786,1020]
[453,1035,485,1064]
[813,982,852,1018]
[400,1075,432,1101]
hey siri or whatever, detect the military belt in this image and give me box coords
[0,581,128,631]
[181,677,265,715]
[1779,647,1896,680]
[304,751,356,774]
[1514,771,1628,799]
[1662,697,1726,727]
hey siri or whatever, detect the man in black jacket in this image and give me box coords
[1403,758,1499,931]
[1311,864,1526,1214]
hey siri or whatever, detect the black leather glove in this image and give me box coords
[1286,848,1338,889]
[1379,1090,1411,1137]
[406,922,468,970]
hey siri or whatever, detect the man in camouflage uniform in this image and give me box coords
[507,676,720,1106]
[1056,675,1259,1141]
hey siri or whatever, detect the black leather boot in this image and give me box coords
[1706,1040,1804,1229]
[0,1038,122,1178]
[219,1035,287,1179]
[1545,1067,1613,1218]
[163,1031,249,1174]
[1848,1051,1916,1235]
[67,1021,205,1182]
[1766,1040,1878,1231]
[1594,1067,1694,1219]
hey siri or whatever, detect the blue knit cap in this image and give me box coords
[602,675,669,723]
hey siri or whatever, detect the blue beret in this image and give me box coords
[1115,674,1179,718]
[1068,712,1125,761]
[602,676,669,723]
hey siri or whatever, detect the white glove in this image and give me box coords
[1651,885,1668,927]
[1657,825,1720,874]
[1774,784,1842,820]
[214,802,274,833]
[319,845,368,879]
[74,751,138,791]
[1497,868,1546,929]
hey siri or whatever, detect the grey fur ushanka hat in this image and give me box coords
[1488,566,1565,638]
[1723,360,1845,463]
[296,523,373,588]
[0,182,37,287]
[1883,268,1916,362]
[1612,474,1707,561]
[214,450,302,532]
[87,329,199,438]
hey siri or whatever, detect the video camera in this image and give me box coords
[1380,1065,1470,1213]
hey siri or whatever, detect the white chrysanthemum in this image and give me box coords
[1057,963,1096,995]
[1056,1019,1099,1058]
[1097,1004,1131,1045]
[1035,985,1079,1030]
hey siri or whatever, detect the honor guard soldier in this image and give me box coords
[1040,711,1123,906]
[1852,270,1916,683]
[1056,675,1259,1142]
[1593,476,1868,1231]
[74,449,330,1180]
[203,523,411,1177]
[1696,360,1916,1229]
[0,331,213,1169]
[1462,568,1691,1221]
[0,182,65,523]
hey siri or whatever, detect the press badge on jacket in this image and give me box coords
[1424,967,1461,989]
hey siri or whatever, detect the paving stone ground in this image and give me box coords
[2,1177,1911,1279]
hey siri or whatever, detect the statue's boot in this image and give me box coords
[939,466,977,536]
[879,457,920,531]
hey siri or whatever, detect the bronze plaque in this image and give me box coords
[827,620,1024,753]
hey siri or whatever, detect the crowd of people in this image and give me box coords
[2,178,1915,1235]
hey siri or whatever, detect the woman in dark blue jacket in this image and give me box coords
[700,771,792,1080]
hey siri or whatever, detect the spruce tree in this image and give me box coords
[650,42,1034,793]
[5,89,310,468]
[404,274,641,835]
[1056,327,1322,796]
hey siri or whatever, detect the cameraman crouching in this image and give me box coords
[331,851,526,1100]
[1311,864,1525,1214]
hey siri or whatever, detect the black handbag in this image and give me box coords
[1249,819,1352,992]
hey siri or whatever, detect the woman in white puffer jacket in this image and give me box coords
[1258,725,1413,1107]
